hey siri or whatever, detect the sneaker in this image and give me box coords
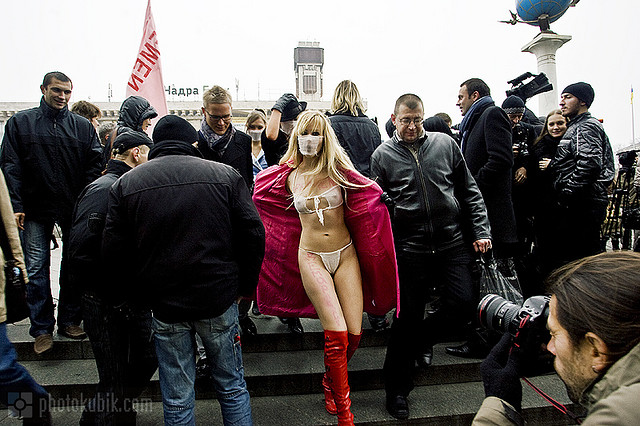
[58,324,87,340]
[34,334,53,354]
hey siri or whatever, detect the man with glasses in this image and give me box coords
[198,85,253,189]
[371,93,492,420]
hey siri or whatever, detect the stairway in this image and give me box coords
[3,313,581,425]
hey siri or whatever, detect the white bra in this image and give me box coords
[293,185,343,225]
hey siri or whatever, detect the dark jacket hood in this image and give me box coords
[117,96,158,132]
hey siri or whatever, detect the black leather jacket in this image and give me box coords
[551,112,615,207]
[371,131,491,253]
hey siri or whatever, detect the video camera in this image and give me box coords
[478,294,554,375]
[506,72,553,103]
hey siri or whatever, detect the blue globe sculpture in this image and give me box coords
[516,0,572,26]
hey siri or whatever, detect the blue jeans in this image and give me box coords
[152,303,253,426]
[22,220,81,337]
[0,323,50,419]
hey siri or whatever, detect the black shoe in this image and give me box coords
[251,302,261,316]
[368,314,390,332]
[239,316,258,336]
[386,395,409,420]
[445,341,489,359]
[416,346,433,368]
[281,317,304,335]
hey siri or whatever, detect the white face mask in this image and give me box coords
[248,129,263,142]
[298,135,323,156]
[281,121,296,135]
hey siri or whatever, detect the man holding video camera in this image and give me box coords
[474,251,640,425]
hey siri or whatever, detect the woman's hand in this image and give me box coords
[539,158,551,170]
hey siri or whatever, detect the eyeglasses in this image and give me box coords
[205,111,232,123]
[397,117,423,126]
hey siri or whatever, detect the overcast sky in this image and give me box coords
[1,0,637,151]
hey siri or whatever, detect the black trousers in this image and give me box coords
[558,202,606,266]
[80,293,157,424]
[383,244,475,397]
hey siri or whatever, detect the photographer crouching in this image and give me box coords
[474,251,640,425]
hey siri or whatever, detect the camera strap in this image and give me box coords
[521,377,583,424]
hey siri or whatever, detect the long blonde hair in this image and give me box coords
[280,110,363,189]
[331,80,365,117]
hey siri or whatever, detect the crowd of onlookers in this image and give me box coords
[2,70,638,426]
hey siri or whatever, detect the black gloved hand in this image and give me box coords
[480,333,523,411]
[380,192,396,219]
[272,93,297,113]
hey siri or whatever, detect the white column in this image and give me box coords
[522,32,572,116]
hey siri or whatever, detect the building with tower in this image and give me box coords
[294,41,324,102]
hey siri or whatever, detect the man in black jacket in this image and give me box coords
[551,82,615,264]
[452,79,517,358]
[197,85,253,189]
[102,115,265,425]
[0,71,103,354]
[69,130,157,424]
[371,93,492,420]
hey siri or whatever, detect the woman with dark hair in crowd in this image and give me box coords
[528,109,568,288]
[253,110,397,425]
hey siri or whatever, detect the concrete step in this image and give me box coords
[0,376,582,425]
[6,315,404,361]
[17,344,480,401]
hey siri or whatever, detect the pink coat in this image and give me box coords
[252,164,399,318]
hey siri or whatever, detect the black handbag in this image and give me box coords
[0,217,30,323]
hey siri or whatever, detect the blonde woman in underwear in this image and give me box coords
[286,110,363,425]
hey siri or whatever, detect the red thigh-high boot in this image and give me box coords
[323,330,362,415]
[324,330,354,425]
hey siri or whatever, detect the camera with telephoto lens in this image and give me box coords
[478,294,554,375]
[512,123,530,158]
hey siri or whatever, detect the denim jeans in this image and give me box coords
[0,323,50,419]
[22,220,82,337]
[152,303,253,426]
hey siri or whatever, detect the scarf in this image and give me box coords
[199,118,236,157]
[459,95,494,150]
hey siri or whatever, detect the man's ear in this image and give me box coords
[585,332,610,373]
[391,114,397,126]
[40,85,46,95]
[471,91,480,102]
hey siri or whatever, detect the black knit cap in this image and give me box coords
[501,95,525,115]
[112,127,153,154]
[562,82,595,108]
[152,115,198,145]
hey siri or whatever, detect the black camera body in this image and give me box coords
[512,123,530,158]
[478,294,554,375]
